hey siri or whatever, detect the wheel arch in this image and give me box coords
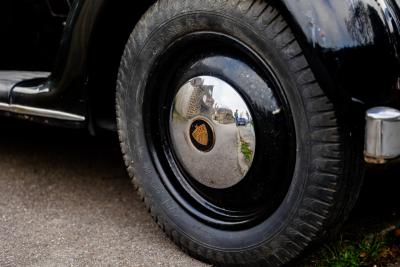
[84,0,156,131]
[275,0,400,111]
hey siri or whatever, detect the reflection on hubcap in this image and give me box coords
[170,76,256,189]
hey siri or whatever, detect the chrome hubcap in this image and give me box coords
[170,76,256,189]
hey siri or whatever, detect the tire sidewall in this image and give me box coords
[120,2,315,252]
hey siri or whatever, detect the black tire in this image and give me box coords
[116,0,363,266]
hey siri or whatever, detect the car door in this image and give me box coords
[0,0,71,104]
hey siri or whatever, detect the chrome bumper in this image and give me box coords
[365,107,400,164]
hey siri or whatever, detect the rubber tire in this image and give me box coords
[116,0,363,266]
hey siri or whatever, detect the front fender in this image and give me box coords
[277,0,400,107]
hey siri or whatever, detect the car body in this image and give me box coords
[236,117,247,126]
[1,1,399,131]
[1,0,399,266]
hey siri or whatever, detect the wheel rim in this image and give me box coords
[170,76,256,189]
[143,32,297,229]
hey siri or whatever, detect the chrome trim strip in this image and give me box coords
[0,102,85,122]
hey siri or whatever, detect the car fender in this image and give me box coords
[276,0,400,108]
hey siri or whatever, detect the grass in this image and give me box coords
[240,138,253,162]
[301,225,400,267]
[323,236,384,266]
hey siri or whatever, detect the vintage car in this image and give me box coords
[1,0,400,266]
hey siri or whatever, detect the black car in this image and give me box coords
[1,0,400,266]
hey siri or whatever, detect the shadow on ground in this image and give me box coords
[349,161,400,236]
[0,118,398,266]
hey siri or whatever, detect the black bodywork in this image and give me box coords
[1,0,399,132]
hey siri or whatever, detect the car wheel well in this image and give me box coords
[86,0,156,132]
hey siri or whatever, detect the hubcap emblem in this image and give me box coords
[190,119,214,152]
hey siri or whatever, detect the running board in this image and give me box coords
[0,103,85,122]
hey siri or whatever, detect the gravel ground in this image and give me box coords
[0,119,207,267]
[0,118,398,266]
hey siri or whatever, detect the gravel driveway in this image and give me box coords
[0,118,398,266]
[0,119,207,267]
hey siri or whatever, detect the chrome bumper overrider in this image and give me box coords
[365,107,400,164]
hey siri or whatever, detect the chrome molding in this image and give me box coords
[0,102,85,122]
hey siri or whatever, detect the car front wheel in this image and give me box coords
[116,0,363,265]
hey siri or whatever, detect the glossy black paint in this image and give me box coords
[10,1,105,120]
[1,0,400,129]
[5,0,153,127]
[0,1,67,71]
[277,0,400,107]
